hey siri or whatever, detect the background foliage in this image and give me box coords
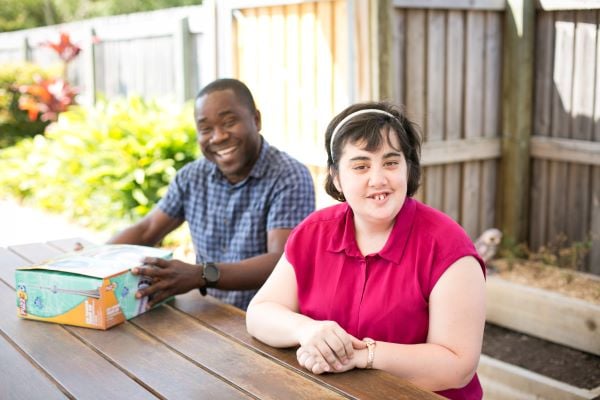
[0,96,199,232]
[0,63,61,147]
[0,0,201,32]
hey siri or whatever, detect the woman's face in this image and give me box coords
[333,130,408,229]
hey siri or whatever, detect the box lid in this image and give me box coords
[16,244,173,278]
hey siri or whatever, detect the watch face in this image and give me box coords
[203,263,220,283]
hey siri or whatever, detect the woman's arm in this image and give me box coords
[246,255,363,373]
[366,256,486,391]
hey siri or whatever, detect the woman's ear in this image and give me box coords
[330,167,342,193]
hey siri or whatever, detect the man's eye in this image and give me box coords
[223,119,236,127]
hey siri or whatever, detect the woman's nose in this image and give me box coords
[368,166,387,187]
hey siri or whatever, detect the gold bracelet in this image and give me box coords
[363,337,376,369]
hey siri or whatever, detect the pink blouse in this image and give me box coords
[285,198,485,400]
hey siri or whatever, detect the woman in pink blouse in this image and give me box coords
[246,102,486,399]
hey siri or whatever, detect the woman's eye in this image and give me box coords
[352,164,368,171]
[385,161,399,167]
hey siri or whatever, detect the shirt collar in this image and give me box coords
[327,198,417,263]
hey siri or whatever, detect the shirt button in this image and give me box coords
[224,219,228,224]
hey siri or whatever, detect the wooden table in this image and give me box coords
[0,238,442,400]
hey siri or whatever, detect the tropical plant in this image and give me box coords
[0,96,199,232]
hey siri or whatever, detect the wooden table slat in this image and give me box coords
[0,276,157,399]
[47,237,95,253]
[0,334,68,400]
[132,305,345,400]
[67,318,251,399]
[8,243,64,265]
[0,248,30,288]
[172,291,443,400]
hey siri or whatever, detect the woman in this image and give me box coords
[246,102,486,399]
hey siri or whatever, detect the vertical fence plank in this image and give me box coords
[480,11,502,233]
[567,10,596,258]
[300,3,317,154]
[425,10,446,211]
[530,10,554,252]
[270,6,287,151]
[355,0,371,101]
[549,11,575,244]
[405,9,426,203]
[256,7,275,145]
[443,10,464,223]
[316,1,334,158]
[285,3,301,155]
[462,10,485,238]
[591,9,600,274]
[333,0,350,115]
[246,9,260,98]
[392,9,405,107]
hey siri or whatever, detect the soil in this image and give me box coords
[490,258,600,304]
[483,323,600,389]
[483,259,600,390]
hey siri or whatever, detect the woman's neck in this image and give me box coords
[353,217,395,256]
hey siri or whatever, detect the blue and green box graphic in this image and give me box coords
[15,245,172,330]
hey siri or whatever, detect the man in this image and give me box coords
[108,78,315,310]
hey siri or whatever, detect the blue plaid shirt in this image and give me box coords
[158,138,315,309]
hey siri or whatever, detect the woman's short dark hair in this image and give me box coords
[324,101,422,201]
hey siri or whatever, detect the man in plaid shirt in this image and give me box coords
[108,78,315,310]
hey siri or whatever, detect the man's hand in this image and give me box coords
[132,257,204,309]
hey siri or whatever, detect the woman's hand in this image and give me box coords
[295,320,366,374]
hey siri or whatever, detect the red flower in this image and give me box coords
[42,32,82,63]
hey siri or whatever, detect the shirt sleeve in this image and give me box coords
[156,166,188,219]
[426,226,485,295]
[266,161,315,231]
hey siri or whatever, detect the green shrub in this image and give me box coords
[0,96,199,232]
[0,63,61,148]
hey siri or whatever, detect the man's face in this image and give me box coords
[195,89,262,184]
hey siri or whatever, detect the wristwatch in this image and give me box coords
[199,261,220,296]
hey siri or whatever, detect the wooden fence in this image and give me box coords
[0,5,214,105]
[531,7,600,272]
[391,2,504,240]
[0,0,599,272]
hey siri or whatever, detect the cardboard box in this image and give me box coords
[15,244,172,330]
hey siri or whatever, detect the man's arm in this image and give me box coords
[215,227,291,290]
[134,227,292,307]
[108,208,184,246]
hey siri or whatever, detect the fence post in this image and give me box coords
[21,37,30,62]
[500,0,535,245]
[82,28,97,106]
[174,16,193,104]
[372,0,393,101]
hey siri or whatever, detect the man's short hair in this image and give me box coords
[197,78,257,113]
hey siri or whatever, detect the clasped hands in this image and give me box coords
[296,320,367,374]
